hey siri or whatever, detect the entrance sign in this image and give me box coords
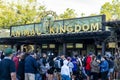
[10,15,105,37]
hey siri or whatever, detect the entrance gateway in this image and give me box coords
[1,15,112,56]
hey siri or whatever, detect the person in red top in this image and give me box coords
[13,50,21,72]
[85,52,93,80]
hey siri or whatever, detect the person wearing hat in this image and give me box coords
[0,48,16,80]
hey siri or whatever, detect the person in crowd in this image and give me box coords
[13,50,21,72]
[24,52,38,80]
[0,48,16,80]
[90,55,100,80]
[114,54,120,79]
[96,52,102,79]
[54,56,62,80]
[54,54,65,80]
[85,52,93,80]
[34,53,41,80]
[60,54,66,66]
[39,53,48,80]
[71,55,80,80]
[61,60,70,80]
[67,57,74,79]
[100,56,109,80]
[17,52,25,80]
[107,56,114,80]
[47,55,55,80]
[24,52,30,60]
[77,55,83,69]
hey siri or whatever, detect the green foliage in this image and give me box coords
[58,8,77,19]
[0,0,53,29]
[100,0,120,21]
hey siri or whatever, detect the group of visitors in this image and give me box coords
[0,47,120,80]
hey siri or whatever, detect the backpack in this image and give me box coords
[54,59,61,69]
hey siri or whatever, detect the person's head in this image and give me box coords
[88,52,93,57]
[16,51,21,57]
[74,55,78,58]
[101,56,105,61]
[42,53,47,58]
[30,52,36,58]
[63,60,68,65]
[67,57,71,61]
[19,52,25,59]
[4,48,13,58]
[61,54,65,60]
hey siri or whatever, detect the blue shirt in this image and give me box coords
[100,60,109,72]
[71,58,78,71]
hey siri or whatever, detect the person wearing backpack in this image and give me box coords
[71,55,79,80]
[54,57,61,73]
[54,56,64,80]
[39,53,47,80]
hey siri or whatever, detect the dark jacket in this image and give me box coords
[25,55,38,73]
[17,59,25,80]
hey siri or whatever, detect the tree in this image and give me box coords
[90,13,97,16]
[58,8,77,19]
[0,1,17,28]
[81,13,85,17]
[100,0,120,21]
[0,0,53,29]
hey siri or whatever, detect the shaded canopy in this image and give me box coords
[0,31,110,45]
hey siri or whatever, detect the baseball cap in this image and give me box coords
[4,48,13,55]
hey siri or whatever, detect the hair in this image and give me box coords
[60,54,65,56]
[75,55,78,58]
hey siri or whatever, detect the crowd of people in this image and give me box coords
[0,47,120,80]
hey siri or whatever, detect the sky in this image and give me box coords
[39,0,112,17]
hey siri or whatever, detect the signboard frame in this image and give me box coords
[10,15,105,37]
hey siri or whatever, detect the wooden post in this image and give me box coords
[102,42,105,55]
[63,43,66,55]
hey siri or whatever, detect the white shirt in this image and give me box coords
[61,60,70,77]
